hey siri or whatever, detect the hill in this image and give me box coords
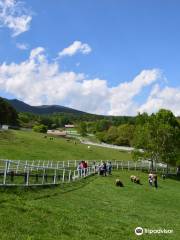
[6,98,86,115]
[0,170,179,240]
[0,130,131,161]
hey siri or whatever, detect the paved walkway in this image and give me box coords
[80,139,134,151]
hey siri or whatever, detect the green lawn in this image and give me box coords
[0,130,131,161]
[0,130,179,240]
[0,170,179,240]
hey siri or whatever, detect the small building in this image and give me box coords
[47,130,67,137]
[2,125,9,130]
[65,124,75,128]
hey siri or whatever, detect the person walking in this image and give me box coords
[153,174,158,189]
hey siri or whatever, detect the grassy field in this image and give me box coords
[0,170,179,240]
[0,130,131,161]
[0,130,179,240]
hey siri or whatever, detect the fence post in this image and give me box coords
[37,160,40,172]
[16,160,20,174]
[121,161,123,171]
[57,161,59,169]
[74,160,77,167]
[3,161,8,185]
[54,169,57,184]
[7,161,11,172]
[135,162,137,171]
[24,160,27,173]
[47,161,49,167]
[42,168,45,184]
[68,160,70,168]
[31,160,34,171]
[73,170,76,181]
[128,161,130,171]
[62,169,65,182]
[68,170,71,182]
[24,165,29,186]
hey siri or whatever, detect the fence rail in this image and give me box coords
[0,159,177,187]
[0,159,95,187]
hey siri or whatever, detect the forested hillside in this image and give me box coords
[0,97,18,125]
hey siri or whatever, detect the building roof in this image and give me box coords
[64,124,75,128]
[47,130,67,136]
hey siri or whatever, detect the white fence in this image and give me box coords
[0,159,176,187]
[0,159,95,186]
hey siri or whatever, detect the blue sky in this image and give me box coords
[0,0,180,115]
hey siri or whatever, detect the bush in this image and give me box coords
[33,124,48,133]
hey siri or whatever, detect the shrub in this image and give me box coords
[33,124,48,133]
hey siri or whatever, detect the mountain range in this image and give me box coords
[6,99,85,115]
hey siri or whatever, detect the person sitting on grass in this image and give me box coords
[148,172,153,186]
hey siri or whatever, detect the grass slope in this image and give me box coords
[0,130,131,161]
[0,170,179,240]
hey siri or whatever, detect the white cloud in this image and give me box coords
[59,41,92,57]
[16,42,29,50]
[0,0,32,36]
[0,47,179,116]
[138,85,180,116]
[108,69,161,115]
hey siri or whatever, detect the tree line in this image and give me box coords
[1,98,179,167]
[0,97,19,126]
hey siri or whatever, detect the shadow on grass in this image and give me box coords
[0,174,98,201]
[166,174,180,181]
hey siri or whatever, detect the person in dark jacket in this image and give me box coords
[153,174,158,189]
[103,162,107,176]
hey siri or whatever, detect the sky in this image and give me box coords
[0,0,180,116]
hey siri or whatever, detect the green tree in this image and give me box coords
[96,119,111,132]
[116,124,135,146]
[104,126,118,143]
[78,122,87,136]
[133,109,180,170]
[0,98,18,125]
[33,124,48,133]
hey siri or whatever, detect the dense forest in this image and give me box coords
[0,97,19,126]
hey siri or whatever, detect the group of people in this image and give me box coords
[97,161,112,176]
[77,161,113,176]
[148,172,158,188]
[77,161,88,175]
